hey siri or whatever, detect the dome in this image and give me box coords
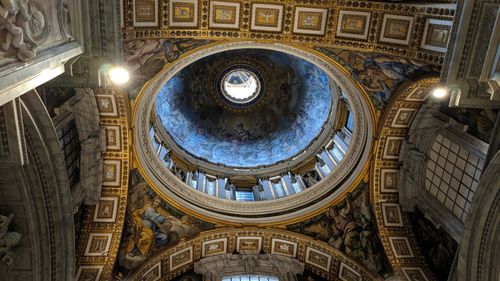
[154,49,334,168]
[133,42,374,223]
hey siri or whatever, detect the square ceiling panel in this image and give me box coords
[336,10,371,40]
[133,0,158,27]
[169,0,198,28]
[421,18,453,53]
[209,1,241,29]
[380,14,414,45]
[251,3,284,32]
[293,7,328,35]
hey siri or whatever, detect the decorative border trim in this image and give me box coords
[126,228,382,280]
[371,77,440,280]
[75,90,130,281]
[123,0,456,66]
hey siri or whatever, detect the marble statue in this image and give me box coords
[0,214,21,266]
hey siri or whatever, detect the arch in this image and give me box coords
[370,77,440,280]
[125,228,383,281]
[457,150,500,281]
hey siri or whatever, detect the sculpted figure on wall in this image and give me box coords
[0,213,21,266]
[0,0,48,61]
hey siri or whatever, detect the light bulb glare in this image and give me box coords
[432,88,447,98]
[108,67,130,85]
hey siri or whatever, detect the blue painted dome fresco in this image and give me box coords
[155,49,334,167]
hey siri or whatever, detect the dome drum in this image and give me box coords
[133,42,374,224]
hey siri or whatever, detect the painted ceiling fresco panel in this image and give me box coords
[317,47,437,111]
[154,49,332,167]
[113,169,214,278]
[287,182,391,278]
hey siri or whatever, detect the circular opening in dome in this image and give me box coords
[221,69,261,104]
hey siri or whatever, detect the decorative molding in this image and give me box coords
[169,0,198,28]
[270,238,297,258]
[123,0,456,66]
[133,0,158,27]
[371,77,440,280]
[75,89,130,281]
[420,18,452,53]
[305,246,332,272]
[293,7,328,35]
[93,197,119,223]
[209,1,241,29]
[126,228,383,281]
[201,238,227,257]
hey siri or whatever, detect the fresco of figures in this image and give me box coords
[113,169,214,277]
[123,38,213,96]
[439,106,498,143]
[287,183,390,277]
[318,48,437,111]
[155,49,332,167]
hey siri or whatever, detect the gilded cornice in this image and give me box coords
[123,0,455,66]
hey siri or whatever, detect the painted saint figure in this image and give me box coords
[127,197,171,257]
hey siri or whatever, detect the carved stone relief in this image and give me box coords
[0,0,50,61]
[194,254,305,281]
[0,213,21,266]
[57,0,70,39]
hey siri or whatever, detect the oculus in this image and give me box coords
[219,66,263,106]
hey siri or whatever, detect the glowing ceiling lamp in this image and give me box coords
[432,87,447,98]
[108,66,130,85]
[98,65,130,87]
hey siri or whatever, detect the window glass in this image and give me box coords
[346,110,354,132]
[235,190,255,201]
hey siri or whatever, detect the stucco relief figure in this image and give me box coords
[0,214,21,266]
[0,0,46,61]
